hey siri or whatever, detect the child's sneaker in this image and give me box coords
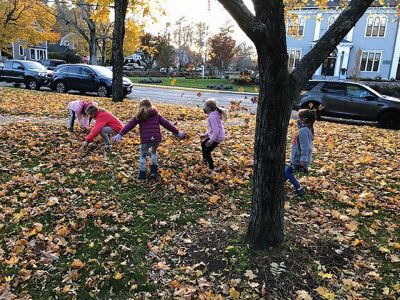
[296,187,306,197]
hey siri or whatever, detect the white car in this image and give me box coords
[123,63,144,71]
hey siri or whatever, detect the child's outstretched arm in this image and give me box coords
[159,115,181,136]
[120,117,139,136]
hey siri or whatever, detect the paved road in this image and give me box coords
[0,82,258,113]
[129,85,258,112]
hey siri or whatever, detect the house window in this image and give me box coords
[19,45,24,56]
[366,16,387,37]
[287,16,305,36]
[288,49,301,69]
[360,51,382,72]
[30,49,35,60]
[328,15,338,28]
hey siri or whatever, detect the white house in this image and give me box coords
[287,0,400,80]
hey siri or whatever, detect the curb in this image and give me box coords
[132,83,259,96]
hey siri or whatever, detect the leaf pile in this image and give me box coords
[0,88,399,299]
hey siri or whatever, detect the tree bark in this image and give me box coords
[112,0,128,102]
[217,0,376,249]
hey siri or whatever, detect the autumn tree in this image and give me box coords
[208,27,238,75]
[0,0,58,53]
[216,0,377,249]
[154,36,176,71]
[111,0,158,102]
[139,32,158,69]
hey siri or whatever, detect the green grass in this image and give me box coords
[129,77,259,93]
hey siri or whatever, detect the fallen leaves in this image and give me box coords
[0,88,399,299]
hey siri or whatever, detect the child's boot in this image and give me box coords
[138,170,146,180]
[296,187,306,197]
[150,165,158,179]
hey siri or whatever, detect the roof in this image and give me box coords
[302,0,398,8]
[47,44,75,54]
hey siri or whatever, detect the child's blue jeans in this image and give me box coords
[139,143,159,171]
[285,164,301,190]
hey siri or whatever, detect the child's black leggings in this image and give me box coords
[201,138,219,169]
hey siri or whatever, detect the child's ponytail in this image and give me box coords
[204,99,228,121]
[298,109,316,137]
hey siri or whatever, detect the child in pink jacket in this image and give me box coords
[200,99,226,170]
[67,100,97,132]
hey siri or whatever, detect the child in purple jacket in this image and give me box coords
[200,99,226,170]
[113,99,185,180]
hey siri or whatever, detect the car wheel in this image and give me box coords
[378,111,400,129]
[13,83,21,88]
[26,79,39,90]
[55,81,67,93]
[301,101,323,120]
[97,84,110,97]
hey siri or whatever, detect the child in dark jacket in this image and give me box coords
[113,99,185,179]
[285,109,316,197]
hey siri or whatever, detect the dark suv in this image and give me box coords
[39,59,66,70]
[51,64,133,97]
[294,80,400,129]
[0,60,53,90]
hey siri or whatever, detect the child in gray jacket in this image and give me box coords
[285,109,316,197]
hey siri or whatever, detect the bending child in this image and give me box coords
[285,109,316,197]
[200,99,226,171]
[113,99,185,180]
[81,105,123,150]
[67,100,97,132]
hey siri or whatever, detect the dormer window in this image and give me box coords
[366,16,387,37]
[287,16,305,36]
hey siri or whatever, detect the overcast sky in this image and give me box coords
[146,0,254,45]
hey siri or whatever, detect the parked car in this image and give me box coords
[294,80,400,129]
[51,64,133,97]
[123,63,145,71]
[39,59,66,70]
[0,60,53,90]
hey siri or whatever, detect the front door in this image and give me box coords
[322,51,337,77]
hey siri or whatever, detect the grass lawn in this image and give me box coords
[129,76,259,93]
[0,87,399,299]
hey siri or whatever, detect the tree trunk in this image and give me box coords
[112,0,128,102]
[246,44,293,249]
[89,29,97,65]
[217,0,376,249]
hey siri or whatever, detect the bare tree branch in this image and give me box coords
[290,0,375,94]
[217,0,267,40]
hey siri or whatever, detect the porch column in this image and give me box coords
[314,13,322,40]
[389,20,400,79]
[334,51,343,77]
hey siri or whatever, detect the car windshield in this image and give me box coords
[90,65,112,77]
[22,61,47,71]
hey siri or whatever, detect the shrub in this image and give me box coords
[138,78,163,84]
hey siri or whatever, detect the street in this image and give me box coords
[0,82,258,113]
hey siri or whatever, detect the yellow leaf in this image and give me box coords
[352,239,363,246]
[209,195,219,205]
[315,286,335,300]
[229,287,240,299]
[382,286,390,295]
[114,272,123,280]
[318,271,334,279]
[70,259,85,269]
